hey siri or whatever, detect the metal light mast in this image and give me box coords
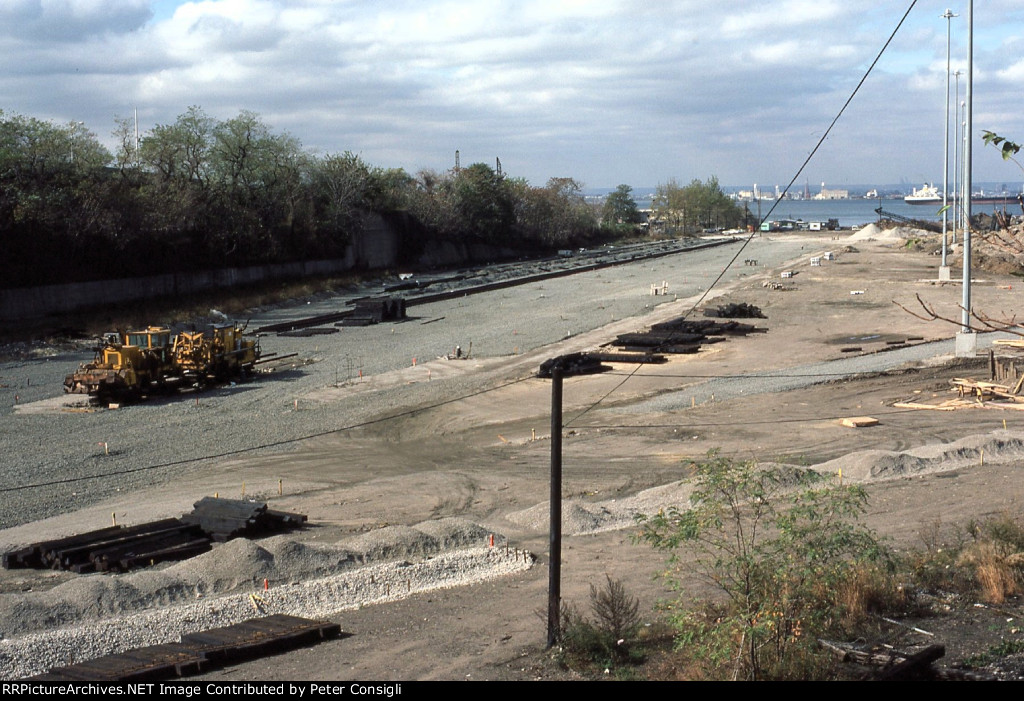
[940,9,957,272]
[958,0,975,353]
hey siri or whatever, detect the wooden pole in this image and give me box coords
[547,365,563,648]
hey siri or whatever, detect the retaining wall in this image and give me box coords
[1,214,399,323]
[1,214,522,323]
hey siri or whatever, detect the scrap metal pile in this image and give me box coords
[3,497,306,574]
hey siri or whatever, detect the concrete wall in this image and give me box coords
[0,214,524,323]
[0,214,401,323]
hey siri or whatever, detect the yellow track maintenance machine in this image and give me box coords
[63,326,175,399]
[171,323,260,385]
[64,323,260,401]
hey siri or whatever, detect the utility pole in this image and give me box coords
[547,365,563,648]
[939,9,957,279]
[957,0,976,355]
[952,72,962,243]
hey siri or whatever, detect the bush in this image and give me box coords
[555,575,645,675]
[636,452,893,680]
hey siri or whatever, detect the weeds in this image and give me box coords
[636,452,892,680]
[910,512,1024,605]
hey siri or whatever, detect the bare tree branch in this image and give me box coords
[892,294,1024,338]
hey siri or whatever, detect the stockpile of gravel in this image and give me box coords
[811,431,1024,481]
[504,430,1024,535]
[0,518,530,680]
[505,480,698,534]
[848,224,932,242]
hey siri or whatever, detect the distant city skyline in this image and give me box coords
[2,1,1023,189]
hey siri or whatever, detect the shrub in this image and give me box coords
[636,452,892,680]
[555,575,645,674]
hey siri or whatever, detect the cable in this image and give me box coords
[569,407,932,430]
[1,375,532,494]
[564,0,920,428]
[600,369,911,379]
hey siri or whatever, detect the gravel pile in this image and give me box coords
[0,518,530,679]
[505,429,1024,534]
[848,223,933,242]
[811,431,1024,481]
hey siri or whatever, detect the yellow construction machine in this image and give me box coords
[63,327,175,398]
[64,323,260,400]
[172,323,260,384]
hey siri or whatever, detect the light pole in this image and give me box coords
[957,0,975,355]
[952,71,962,243]
[69,120,84,164]
[940,9,957,275]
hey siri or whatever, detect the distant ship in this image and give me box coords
[905,183,1022,206]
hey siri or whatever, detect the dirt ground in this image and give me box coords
[202,232,1024,680]
[8,230,1024,680]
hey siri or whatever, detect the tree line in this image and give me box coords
[1,106,746,289]
[0,107,605,288]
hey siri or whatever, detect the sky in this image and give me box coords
[2,0,1023,191]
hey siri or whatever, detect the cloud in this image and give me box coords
[1,0,1023,187]
[0,0,151,41]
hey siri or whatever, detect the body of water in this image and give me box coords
[632,196,1018,229]
[737,198,941,228]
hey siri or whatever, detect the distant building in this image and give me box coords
[813,182,849,200]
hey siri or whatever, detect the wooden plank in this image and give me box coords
[44,643,205,681]
[839,416,879,427]
[893,402,960,411]
[878,644,945,680]
[180,614,342,664]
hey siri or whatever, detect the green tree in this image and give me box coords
[637,453,890,680]
[601,184,641,229]
[654,176,742,235]
[453,162,515,243]
[515,177,596,246]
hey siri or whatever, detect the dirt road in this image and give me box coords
[4,229,1024,680]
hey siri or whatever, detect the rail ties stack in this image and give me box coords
[606,307,767,356]
[537,352,610,378]
[4,498,307,573]
[703,302,767,319]
[181,496,307,542]
[27,614,343,682]
[337,296,406,327]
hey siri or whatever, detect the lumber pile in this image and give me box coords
[703,302,766,319]
[537,352,609,378]
[951,377,1024,402]
[4,498,307,573]
[894,375,1024,412]
[605,315,765,356]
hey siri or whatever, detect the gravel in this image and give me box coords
[10,233,998,680]
[0,517,532,679]
[0,237,808,531]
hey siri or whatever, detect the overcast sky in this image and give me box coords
[3,0,1022,190]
